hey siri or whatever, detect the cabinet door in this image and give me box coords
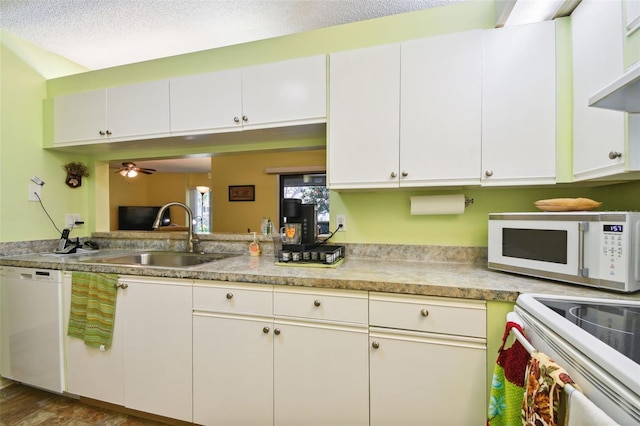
[106,80,171,141]
[54,89,107,145]
[193,313,273,426]
[242,55,327,128]
[273,320,369,426]
[328,44,401,189]
[572,0,626,180]
[370,329,486,426]
[63,273,125,405]
[400,30,482,187]
[482,21,556,186]
[170,69,243,134]
[122,277,192,422]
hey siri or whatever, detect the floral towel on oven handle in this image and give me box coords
[522,351,581,426]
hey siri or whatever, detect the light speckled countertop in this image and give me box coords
[2,247,639,302]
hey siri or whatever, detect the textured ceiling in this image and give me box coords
[0,0,462,71]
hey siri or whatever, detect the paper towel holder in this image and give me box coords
[464,196,474,207]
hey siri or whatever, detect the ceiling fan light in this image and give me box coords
[119,169,128,176]
[127,170,138,178]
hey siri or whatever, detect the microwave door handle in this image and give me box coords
[578,222,589,277]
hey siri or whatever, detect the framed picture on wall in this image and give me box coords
[229,185,255,202]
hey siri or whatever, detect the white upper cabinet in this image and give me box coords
[54,90,107,145]
[169,69,243,134]
[242,55,327,129]
[106,80,171,142]
[572,0,629,180]
[400,30,482,187]
[54,80,171,146]
[481,20,557,186]
[328,43,402,189]
[170,55,326,135]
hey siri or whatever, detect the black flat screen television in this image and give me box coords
[118,206,171,231]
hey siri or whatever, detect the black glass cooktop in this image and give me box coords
[538,299,640,364]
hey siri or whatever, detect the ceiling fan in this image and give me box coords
[117,162,156,177]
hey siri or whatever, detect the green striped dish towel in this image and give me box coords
[68,271,118,348]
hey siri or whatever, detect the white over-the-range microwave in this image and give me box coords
[488,212,640,293]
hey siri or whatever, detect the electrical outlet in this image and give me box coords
[336,214,347,231]
[28,184,41,202]
[65,214,83,228]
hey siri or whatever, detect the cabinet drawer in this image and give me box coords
[274,288,368,325]
[369,293,486,338]
[193,281,272,316]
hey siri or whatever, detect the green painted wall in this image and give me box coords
[0,32,92,242]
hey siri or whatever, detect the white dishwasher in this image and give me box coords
[0,266,64,392]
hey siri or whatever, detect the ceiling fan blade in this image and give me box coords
[138,170,154,174]
[139,168,156,172]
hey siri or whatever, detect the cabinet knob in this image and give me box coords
[99,130,106,136]
[105,130,112,136]
[226,292,234,299]
[314,299,321,307]
[420,308,429,317]
[401,171,408,177]
[609,151,622,160]
[274,328,281,335]
[263,327,270,334]
[371,341,380,349]
[233,116,240,123]
[485,169,494,177]
[390,172,397,178]
[116,282,128,289]
[242,115,248,122]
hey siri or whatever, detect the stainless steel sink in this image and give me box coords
[85,252,237,267]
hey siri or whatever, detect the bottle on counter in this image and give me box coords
[249,232,261,256]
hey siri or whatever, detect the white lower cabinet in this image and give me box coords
[369,293,487,426]
[64,273,125,406]
[273,288,369,426]
[64,275,193,422]
[193,282,274,426]
[193,283,369,426]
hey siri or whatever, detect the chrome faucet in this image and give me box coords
[152,202,200,253]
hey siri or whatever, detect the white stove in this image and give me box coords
[515,294,640,425]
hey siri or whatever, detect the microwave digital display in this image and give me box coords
[604,224,623,233]
[502,228,568,264]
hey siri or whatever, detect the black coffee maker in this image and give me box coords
[282,198,317,250]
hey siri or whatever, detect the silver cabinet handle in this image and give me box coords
[116,282,128,289]
[99,130,106,136]
[609,151,622,159]
[274,328,281,335]
[390,171,397,178]
[242,115,248,122]
[105,130,112,136]
[485,169,494,177]
[420,308,429,317]
[401,171,408,177]
[371,341,380,349]
[226,292,233,299]
[314,299,321,307]
[263,327,270,334]
[233,116,240,123]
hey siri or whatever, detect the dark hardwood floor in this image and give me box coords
[0,382,170,425]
